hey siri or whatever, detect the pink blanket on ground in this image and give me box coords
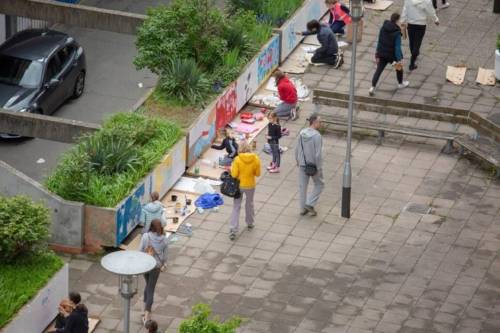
[235,123,258,134]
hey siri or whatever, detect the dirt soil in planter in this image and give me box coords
[143,91,203,130]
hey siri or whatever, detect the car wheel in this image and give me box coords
[72,71,85,99]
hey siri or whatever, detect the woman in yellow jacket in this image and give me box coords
[229,141,261,240]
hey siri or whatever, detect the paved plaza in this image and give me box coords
[305,0,500,121]
[65,100,500,333]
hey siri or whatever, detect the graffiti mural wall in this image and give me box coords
[187,105,217,166]
[215,83,237,130]
[279,0,328,62]
[257,35,280,84]
[115,138,186,246]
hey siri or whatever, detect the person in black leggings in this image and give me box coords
[369,13,409,96]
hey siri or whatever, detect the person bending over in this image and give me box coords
[296,20,343,68]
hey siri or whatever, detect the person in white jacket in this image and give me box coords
[401,0,439,71]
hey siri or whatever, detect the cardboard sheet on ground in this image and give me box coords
[364,0,393,10]
[446,66,467,85]
[279,42,348,73]
[173,176,220,194]
[187,107,269,179]
[45,317,100,333]
[251,76,311,108]
[121,190,200,250]
[476,68,496,86]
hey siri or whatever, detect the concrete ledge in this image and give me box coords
[0,0,146,34]
[0,109,100,143]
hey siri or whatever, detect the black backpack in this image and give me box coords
[220,171,241,198]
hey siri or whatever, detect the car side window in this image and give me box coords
[45,55,62,82]
[58,45,76,69]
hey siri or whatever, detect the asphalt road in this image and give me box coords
[0,25,156,182]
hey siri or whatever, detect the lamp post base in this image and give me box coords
[341,186,351,218]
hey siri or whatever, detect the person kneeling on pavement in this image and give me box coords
[296,20,343,68]
[273,70,299,121]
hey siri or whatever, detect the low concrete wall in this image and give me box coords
[0,160,84,250]
[0,0,145,35]
[0,109,100,143]
[1,264,68,333]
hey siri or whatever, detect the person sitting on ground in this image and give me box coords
[211,127,238,166]
[296,20,343,68]
[369,12,409,96]
[55,292,89,333]
[54,292,81,331]
[273,70,299,121]
[325,0,352,35]
[140,192,167,233]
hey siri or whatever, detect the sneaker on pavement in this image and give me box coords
[266,162,275,170]
[369,86,375,96]
[247,224,254,230]
[397,81,410,89]
[269,167,280,173]
[305,205,317,216]
[229,231,236,240]
[334,54,343,69]
[442,2,450,8]
[291,108,298,121]
[300,208,308,216]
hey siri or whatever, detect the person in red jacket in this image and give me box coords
[273,70,299,121]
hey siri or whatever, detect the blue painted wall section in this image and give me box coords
[257,35,280,84]
[116,182,145,245]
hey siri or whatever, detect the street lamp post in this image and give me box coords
[341,0,364,218]
[101,250,156,333]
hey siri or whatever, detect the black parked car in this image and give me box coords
[0,29,86,138]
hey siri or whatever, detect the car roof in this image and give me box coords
[0,29,69,61]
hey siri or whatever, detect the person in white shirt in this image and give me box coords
[400,0,439,71]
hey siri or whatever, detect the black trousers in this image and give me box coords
[432,0,447,8]
[312,51,337,65]
[371,57,403,86]
[407,24,426,68]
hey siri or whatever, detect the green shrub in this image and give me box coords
[158,58,211,104]
[135,0,228,74]
[46,113,182,207]
[0,196,50,262]
[260,0,302,26]
[0,252,63,328]
[226,0,264,14]
[179,303,243,333]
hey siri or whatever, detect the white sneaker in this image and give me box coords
[369,86,375,96]
[397,81,409,89]
[442,2,450,8]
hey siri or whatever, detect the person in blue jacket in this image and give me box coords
[369,13,410,96]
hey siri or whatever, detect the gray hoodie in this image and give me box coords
[295,127,323,169]
[139,232,168,268]
[140,201,166,233]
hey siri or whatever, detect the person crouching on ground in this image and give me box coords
[266,111,282,173]
[295,114,324,217]
[273,70,299,121]
[229,141,261,240]
[211,127,238,167]
[139,219,168,325]
[296,20,343,68]
[325,0,352,35]
[369,13,409,96]
[140,192,167,233]
[55,292,88,333]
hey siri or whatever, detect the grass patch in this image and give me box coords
[0,252,63,328]
[142,89,203,130]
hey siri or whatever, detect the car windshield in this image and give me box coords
[0,54,43,88]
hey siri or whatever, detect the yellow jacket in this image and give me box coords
[231,153,261,189]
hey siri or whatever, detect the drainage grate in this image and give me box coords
[403,202,431,215]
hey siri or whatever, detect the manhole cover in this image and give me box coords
[403,203,431,215]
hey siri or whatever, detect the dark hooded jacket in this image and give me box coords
[376,20,403,62]
[56,304,89,333]
[303,23,338,56]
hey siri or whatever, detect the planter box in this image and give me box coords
[1,264,68,333]
[84,137,187,248]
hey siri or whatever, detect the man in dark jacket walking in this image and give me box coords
[369,13,409,96]
[296,20,343,68]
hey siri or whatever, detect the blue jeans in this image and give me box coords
[330,21,345,34]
